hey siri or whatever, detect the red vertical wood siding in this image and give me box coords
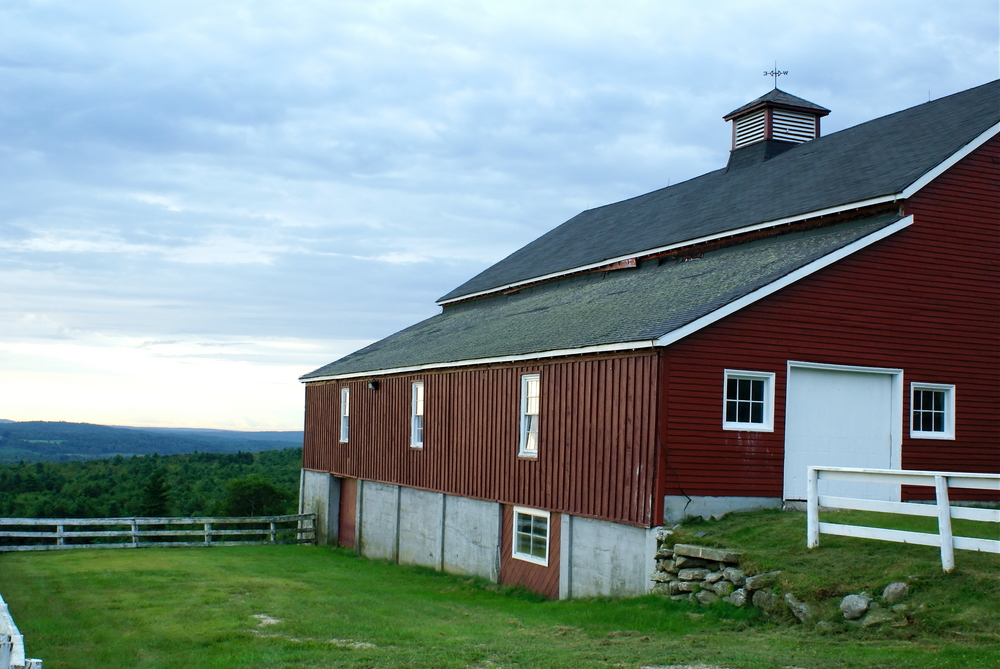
[303,352,659,526]
[338,477,357,548]
[658,136,999,501]
[499,505,561,599]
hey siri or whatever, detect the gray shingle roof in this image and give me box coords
[724,88,830,119]
[302,214,900,379]
[440,80,999,303]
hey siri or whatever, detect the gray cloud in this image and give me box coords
[0,1,996,423]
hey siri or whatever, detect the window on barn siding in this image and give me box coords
[723,370,775,431]
[339,387,350,443]
[410,381,424,448]
[910,383,955,439]
[512,506,549,566]
[519,374,540,457]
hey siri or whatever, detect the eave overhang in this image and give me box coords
[301,215,914,383]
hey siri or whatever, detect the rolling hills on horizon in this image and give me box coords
[0,419,303,464]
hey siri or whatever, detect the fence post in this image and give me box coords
[204,523,212,546]
[270,522,277,544]
[131,520,139,547]
[25,660,42,669]
[934,475,955,573]
[806,467,820,548]
[56,525,64,547]
[1,633,11,669]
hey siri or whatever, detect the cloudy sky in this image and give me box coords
[1,1,997,431]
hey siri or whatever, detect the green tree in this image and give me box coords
[139,469,171,516]
[220,475,292,517]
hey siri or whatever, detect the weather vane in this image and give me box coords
[764,62,788,89]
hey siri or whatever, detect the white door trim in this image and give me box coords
[785,360,904,486]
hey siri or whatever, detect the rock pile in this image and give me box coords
[840,582,911,627]
[649,538,807,620]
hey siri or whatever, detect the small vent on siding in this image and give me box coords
[772,109,817,143]
[734,109,767,149]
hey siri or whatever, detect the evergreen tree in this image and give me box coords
[139,469,171,516]
[221,474,292,517]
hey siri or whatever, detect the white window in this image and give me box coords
[723,370,775,431]
[910,383,955,439]
[512,506,549,566]
[410,381,424,448]
[519,373,540,457]
[339,387,350,443]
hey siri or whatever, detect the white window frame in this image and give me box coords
[339,387,350,443]
[512,506,549,567]
[410,381,424,448]
[910,383,955,440]
[723,370,775,432]
[519,373,540,458]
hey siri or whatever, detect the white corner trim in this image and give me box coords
[300,339,658,382]
[436,195,900,307]
[655,215,913,347]
[901,120,1000,199]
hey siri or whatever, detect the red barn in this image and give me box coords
[299,81,999,599]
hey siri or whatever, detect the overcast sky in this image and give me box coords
[1,1,997,431]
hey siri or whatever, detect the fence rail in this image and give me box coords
[0,514,315,553]
[806,467,1000,572]
[1,593,41,669]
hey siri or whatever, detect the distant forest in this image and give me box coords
[0,449,302,519]
[0,420,303,463]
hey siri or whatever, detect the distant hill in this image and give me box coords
[0,420,303,464]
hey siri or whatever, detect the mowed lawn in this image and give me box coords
[1,516,998,669]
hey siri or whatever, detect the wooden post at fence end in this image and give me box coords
[934,475,955,573]
[806,467,820,548]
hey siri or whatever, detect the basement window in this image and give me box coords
[519,374,540,457]
[723,370,775,431]
[910,383,955,439]
[512,507,549,566]
[339,387,350,443]
[410,381,424,448]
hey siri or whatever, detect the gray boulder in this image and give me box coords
[722,567,746,587]
[841,594,871,620]
[785,593,812,623]
[724,588,750,607]
[882,582,909,605]
[678,568,711,581]
[744,570,782,591]
[695,590,720,605]
[710,580,735,597]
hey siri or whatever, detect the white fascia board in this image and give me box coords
[901,120,1000,199]
[299,339,658,383]
[655,215,914,347]
[437,195,899,307]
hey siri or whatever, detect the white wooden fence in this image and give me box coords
[0,514,315,552]
[1,593,41,669]
[806,467,1000,572]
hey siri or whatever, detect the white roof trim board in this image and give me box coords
[437,121,998,308]
[304,216,913,382]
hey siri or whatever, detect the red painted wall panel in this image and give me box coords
[303,352,659,526]
[659,136,1000,501]
[499,505,561,599]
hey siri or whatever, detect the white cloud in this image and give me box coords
[0,0,995,428]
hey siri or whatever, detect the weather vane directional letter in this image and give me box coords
[764,62,788,89]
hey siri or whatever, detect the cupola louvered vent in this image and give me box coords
[724,89,829,153]
[772,109,818,143]
[734,109,767,148]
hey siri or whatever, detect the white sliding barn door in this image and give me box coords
[784,364,899,501]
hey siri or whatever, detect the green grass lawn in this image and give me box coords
[1,508,998,668]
